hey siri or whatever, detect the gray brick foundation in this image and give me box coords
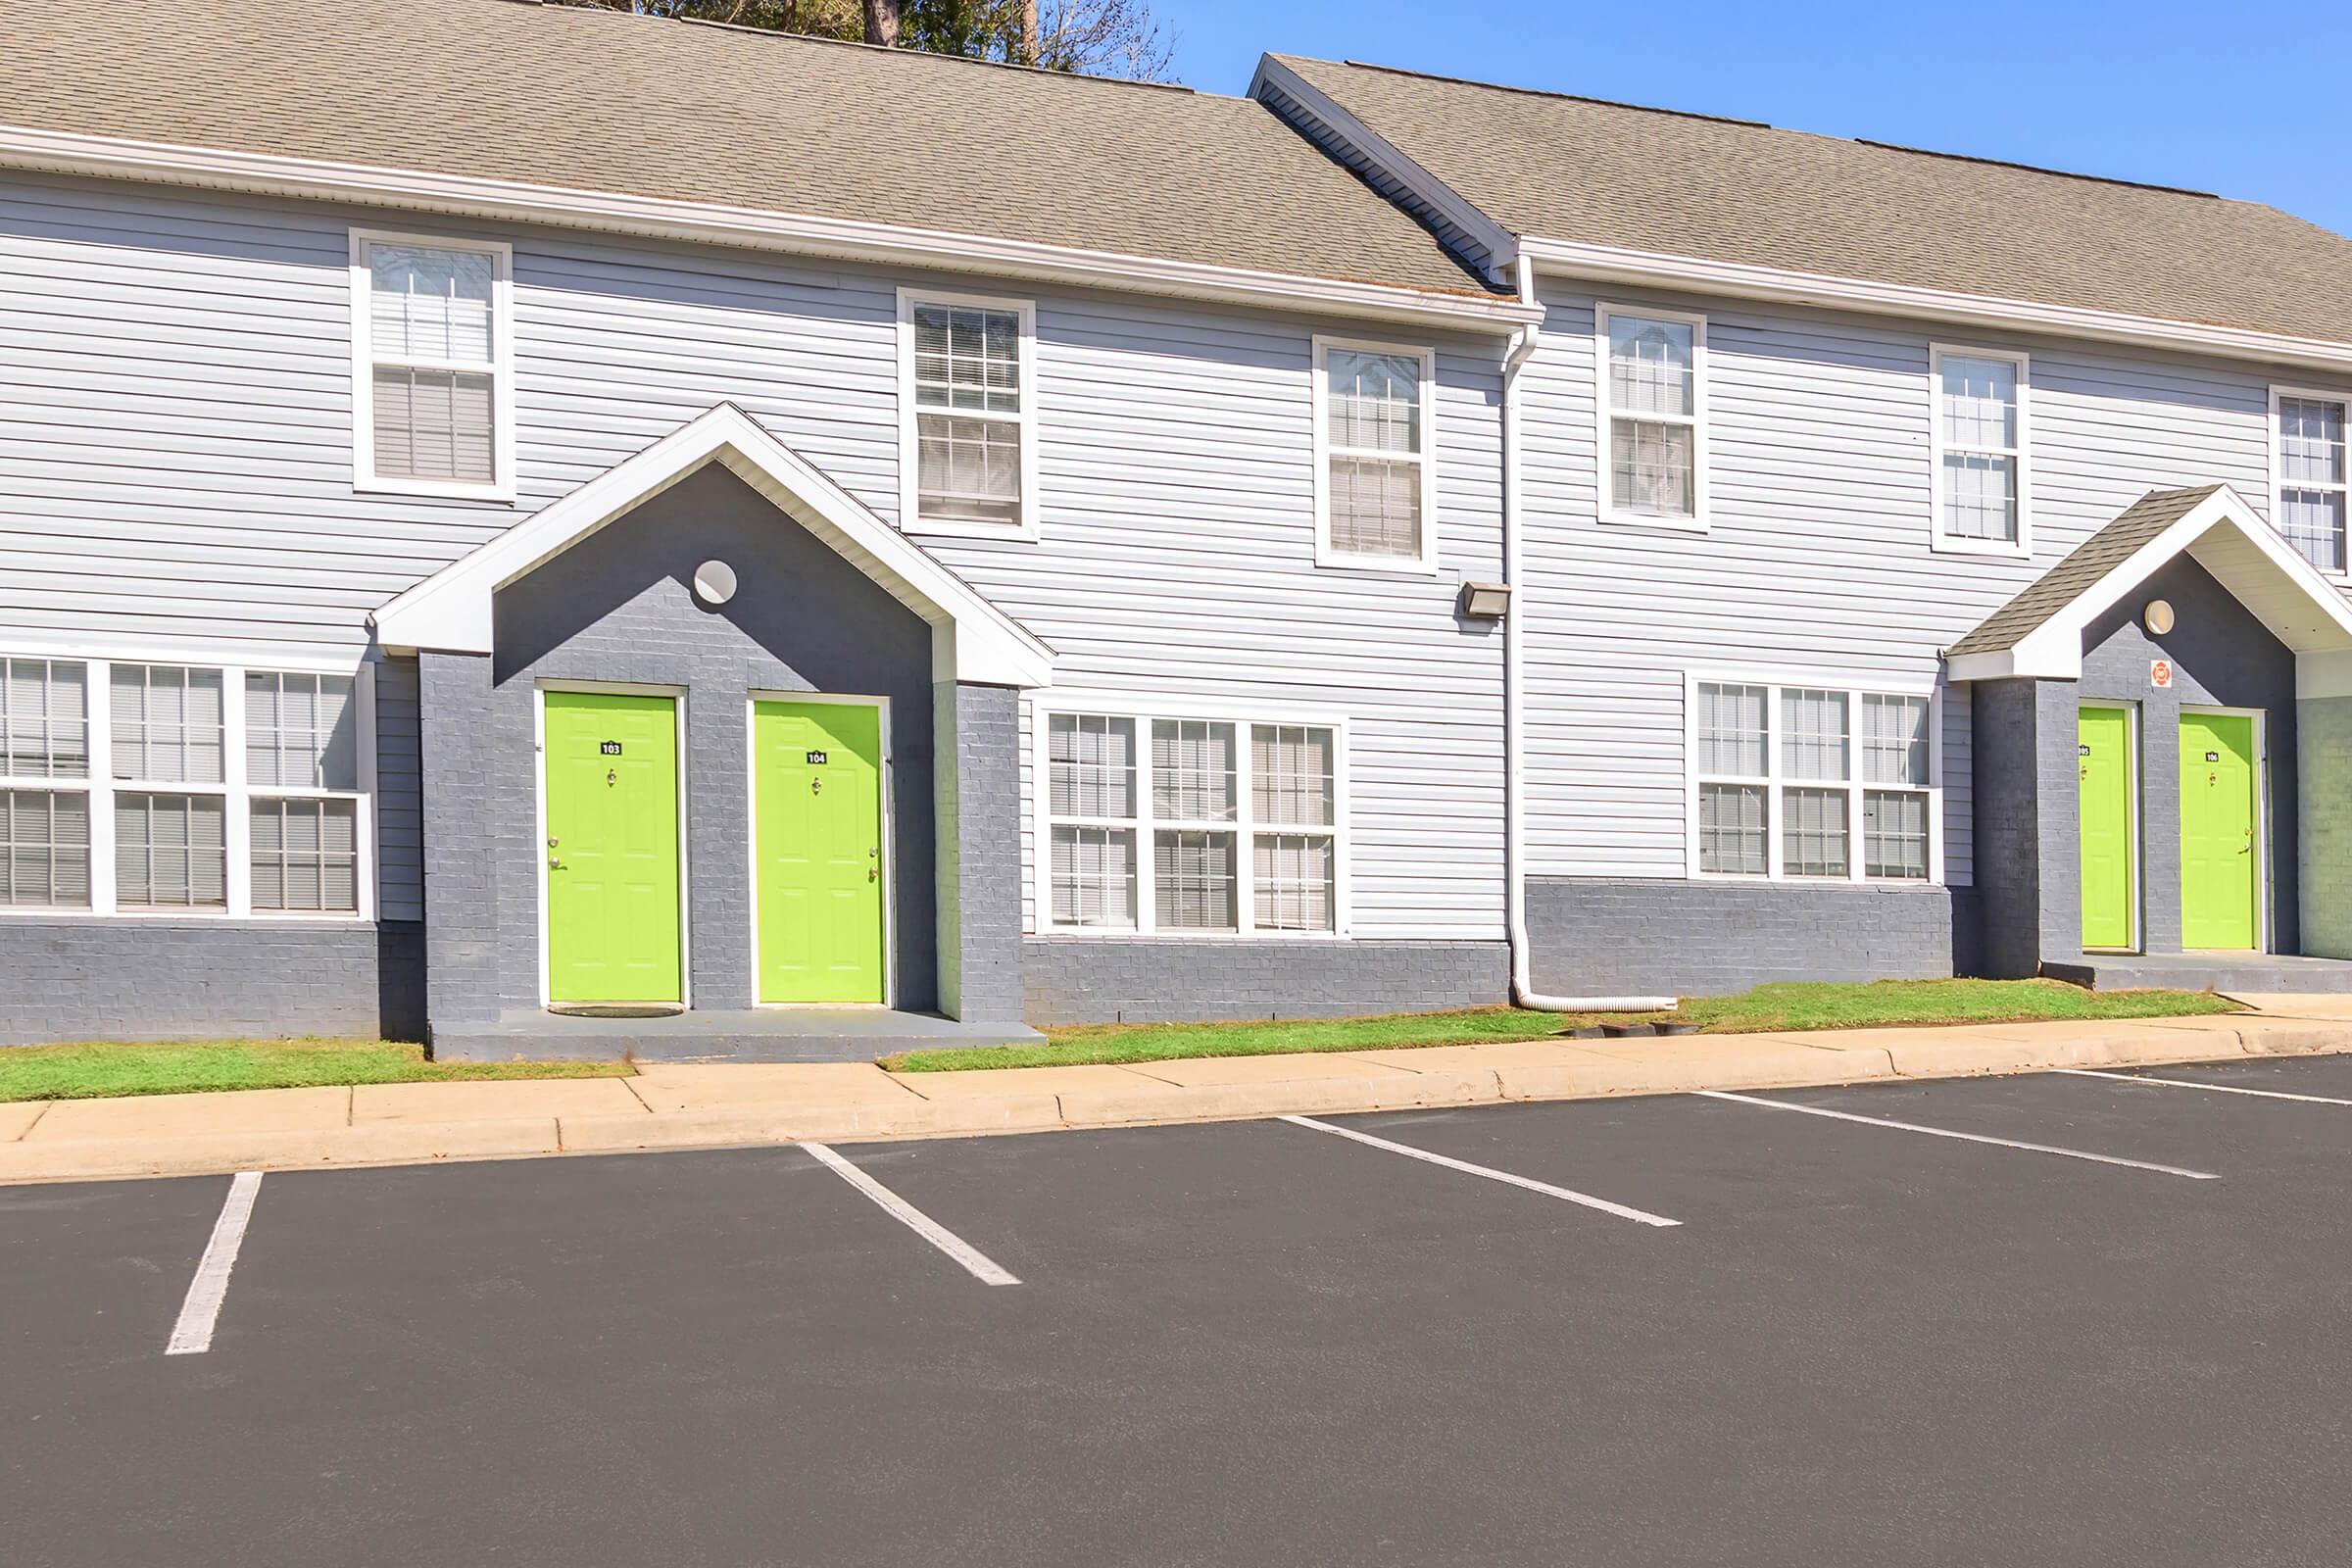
[0,918,424,1044]
[1525,877,1971,998]
[1020,938,1509,1026]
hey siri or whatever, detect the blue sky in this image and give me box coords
[1166,1,2352,238]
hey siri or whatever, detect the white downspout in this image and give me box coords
[1500,253,1679,1014]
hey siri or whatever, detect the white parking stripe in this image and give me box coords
[166,1170,264,1356]
[1697,1091,2220,1180]
[803,1143,1020,1287]
[1281,1115,1682,1228]
[2060,1067,2352,1106]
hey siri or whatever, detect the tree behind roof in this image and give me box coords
[581,0,1176,82]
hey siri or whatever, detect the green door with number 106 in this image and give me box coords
[2078,706,2134,952]
[755,700,886,1004]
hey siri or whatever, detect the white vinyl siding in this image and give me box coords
[1597,305,1705,527]
[1932,346,2030,554]
[0,645,373,919]
[351,231,513,498]
[2272,389,2349,576]
[1039,704,1346,936]
[899,289,1036,536]
[0,175,1506,941]
[1314,338,1436,567]
[1688,675,1940,885]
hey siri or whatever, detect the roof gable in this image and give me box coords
[1944,485,2352,682]
[0,0,1494,302]
[371,404,1054,688]
[1269,55,2352,351]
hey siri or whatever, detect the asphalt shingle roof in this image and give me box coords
[1947,486,2227,658]
[1276,57,2352,347]
[0,0,1494,298]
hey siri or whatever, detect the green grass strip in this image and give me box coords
[886,978,2240,1073]
[0,1038,630,1102]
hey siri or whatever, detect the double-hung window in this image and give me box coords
[0,653,371,918]
[1314,338,1437,567]
[352,231,513,498]
[1932,346,2029,554]
[1597,305,1705,527]
[1690,677,1937,884]
[1043,708,1344,935]
[0,659,92,908]
[2272,389,2349,575]
[900,289,1036,536]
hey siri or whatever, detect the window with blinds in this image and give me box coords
[1319,343,1432,564]
[906,294,1030,531]
[2275,391,2349,574]
[0,652,371,917]
[1044,710,1341,935]
[1691,679,1937,884]
[356,233,509,493]
[1933,348,2028,552]
[1599,307,1703,524]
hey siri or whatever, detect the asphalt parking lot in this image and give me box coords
[7,1055,2351,1567]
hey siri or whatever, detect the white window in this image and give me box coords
[351,231,514,499]
[0,658,91,907]
[1314,337,1437,567]
[1932,346,2030,554]
[1041,707,1345,935]
[0,652,373,919]
[1689,676,1938,884]
[1597,305,1706,527]
[2271,388,2349,575]
[899,289,1037,537]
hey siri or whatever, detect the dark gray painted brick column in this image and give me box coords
[2030,677,2085,967]
[2303,694,2352,959]
[418,650,504,1027]
[937,681,1023,1023]
[1971,677,2061,978]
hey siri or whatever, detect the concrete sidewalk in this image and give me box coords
[4,996,2348,1186]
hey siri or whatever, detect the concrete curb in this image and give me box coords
[3,1015,2347,1185]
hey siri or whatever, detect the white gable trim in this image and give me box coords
[369,403,1055,689]
[1944,485,2352,683]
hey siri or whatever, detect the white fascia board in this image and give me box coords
[1248,57,1519,285]
[1979,487,2352,679]
[370,403,1055,689]
[1520,234,2352,377]
[0,123,1539,335]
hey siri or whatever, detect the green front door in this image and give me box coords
[2180,711,2259,952]
[2078,706,2135,952]
[543,690,682,1004]
[754,700,886,1004]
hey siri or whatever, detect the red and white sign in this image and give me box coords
[2150,659,2175,689]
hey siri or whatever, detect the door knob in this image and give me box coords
[549,858,564,869]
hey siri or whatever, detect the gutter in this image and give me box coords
[0,124,1543,335]
[1519,235,2352,378]
[1497,254,1679,1014]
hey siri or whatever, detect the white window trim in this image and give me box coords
[0,648,376,922]
[1030,698,1352,939]
[1594,302,1710,532]
[2267,383,2352,584]
[1311,334,1441,573]
[895,285,1041,541]
[1929,343,2033,559]
[1683,670,1943,888]
[349,227,517,502]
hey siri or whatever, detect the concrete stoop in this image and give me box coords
[1,1006,2345,1186]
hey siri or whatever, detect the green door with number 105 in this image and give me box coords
[543,690,681,1004]
[755,700,886,1004]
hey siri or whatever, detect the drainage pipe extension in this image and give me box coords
[1498,253,1679,1014]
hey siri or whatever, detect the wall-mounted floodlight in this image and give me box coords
[1458,581,1512,620]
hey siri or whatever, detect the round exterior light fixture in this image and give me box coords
[2143,599,2176,637]
[693,560,738,606]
